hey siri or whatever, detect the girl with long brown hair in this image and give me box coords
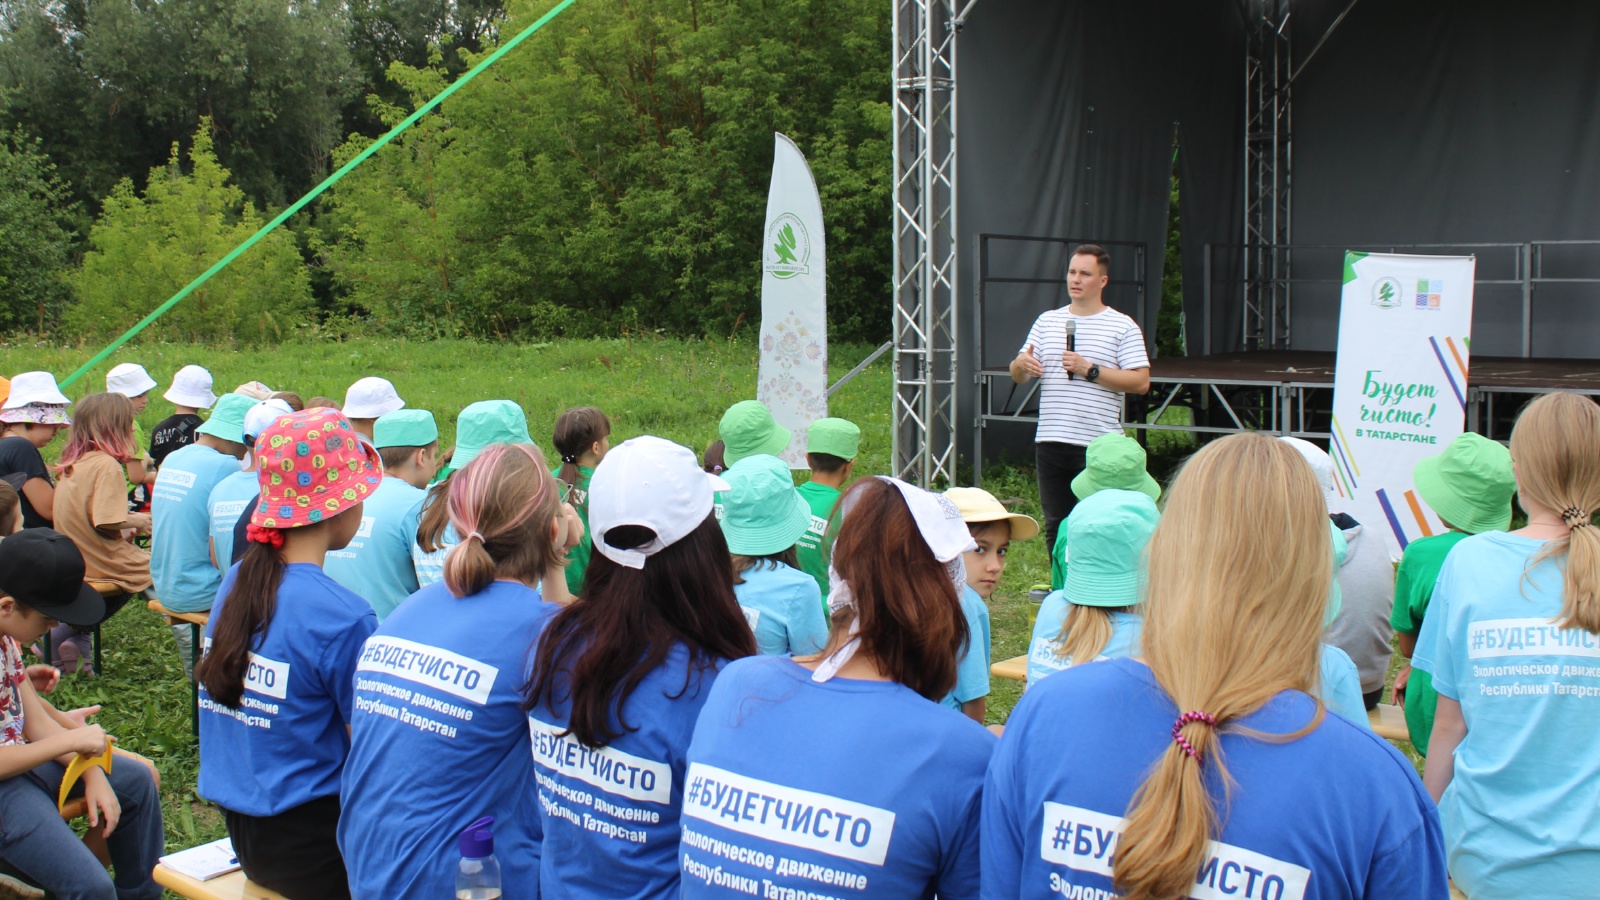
[551,405,609,596]
[1417,392,1600,897]
[679,476,995,899]
[523,435,755,899]
[983,432,1447,900]
[194,408,383,899]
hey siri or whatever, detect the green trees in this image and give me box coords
[69,125,312,343]
[0,133,76,332]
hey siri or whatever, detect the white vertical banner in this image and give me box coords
[757,133,827,468]
[1330,252,1476,559]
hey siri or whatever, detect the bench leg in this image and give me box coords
[92,625,102,677]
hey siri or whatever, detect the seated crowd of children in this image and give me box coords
[0,359,1594,899]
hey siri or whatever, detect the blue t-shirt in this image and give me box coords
[982,657,1448,900]
[339,580,558,898]
[529,642,729,900]
[734,562,828,657]
[197,564,377,817]
[205,470,258,573]
[1414,531,1600,897]
[412,522,457,588]
[1026,591,1142,688]
[151,443,241,613]
[325,476,427,620]
[681,655,993,899]
[943,585,992,709]
[1319,643,1370,730]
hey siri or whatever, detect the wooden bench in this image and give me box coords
[147,599,209,734]
[991,654,1415,746]
[153,866,289,900]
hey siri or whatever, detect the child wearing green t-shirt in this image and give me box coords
[1391,432,1516,755]
[553,407,611,597]
[795,418,860,604]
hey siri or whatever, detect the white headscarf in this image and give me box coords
[812,477,977,682]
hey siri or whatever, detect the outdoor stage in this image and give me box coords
[973,352,1600,478]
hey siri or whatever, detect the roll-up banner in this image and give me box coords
[1330,252,1477,559]
[756,133,828,469]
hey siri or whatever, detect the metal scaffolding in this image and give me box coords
[890,0,960,487]
[1242,0,1293,349]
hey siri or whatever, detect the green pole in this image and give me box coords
[60,0,579,389]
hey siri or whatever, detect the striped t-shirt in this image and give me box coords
[1019,306,1149,445]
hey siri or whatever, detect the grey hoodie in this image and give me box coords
[1324,513,1397,694]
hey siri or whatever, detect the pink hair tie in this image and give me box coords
[1171,710,1219,764]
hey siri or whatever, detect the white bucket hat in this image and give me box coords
[2,372,70,409]
[105,363,158,398]
[164,365,217,409]
[588,435,731,570]
[1278,436,1341,512]
[343,377,405,419]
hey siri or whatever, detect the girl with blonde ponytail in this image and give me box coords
[339,443,580,897]
[983,432,1447,900]
[1417,392,1600,898]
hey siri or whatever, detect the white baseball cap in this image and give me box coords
[343,377,405,419]
[2,372,70,409]
[105,363,158,398]
[589,435,731,569]
[1278,436,1340,512]
[243,399,295,443]
[164,365,217,409]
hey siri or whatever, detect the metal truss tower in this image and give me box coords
[1243,0,1293,349]
[890,0,960,487]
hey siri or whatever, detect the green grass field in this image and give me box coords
[3,336,1415,879]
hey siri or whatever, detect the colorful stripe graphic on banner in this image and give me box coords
[1328,417,1361,500]
[1375,489,1411,551]
[1429,337,1467,409]
[1375,488,1440,550]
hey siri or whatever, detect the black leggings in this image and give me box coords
[223,794,350,900]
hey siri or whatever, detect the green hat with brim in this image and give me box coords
[1063,489,1159,608]
[1411,432,1515,535]
[194,392,256,444]
[1071,433,1161,502]
[374,409,439,449]
[720,454,812,555]
[1326,517,1347,626]
[807,418,861,460]
[452,401,531,471]
[720,401,791,466]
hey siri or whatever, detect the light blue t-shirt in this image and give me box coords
[197,564,376,817]
[151,443,242,613]
[681,655,993,899]
[529,642,730,900]
[1414,531,1600,898]
[205,470,258,572]
[339,580,559,898]
[734,562,828,657]
[325,476,427,620]
[1319,643,1371,730]
[943,585,992,709]
[412,522,457,588]
[982,657,1448,900]
[1026,590,1142,688]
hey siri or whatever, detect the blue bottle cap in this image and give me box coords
[459,815,495,858]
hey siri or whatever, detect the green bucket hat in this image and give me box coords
[1326,517,1347,626]
[1071,433,1161,501]
[720,401,791,465]
[1412,432,1515,535]
[720,454,812,556]
[194,392,256,444]
[1062,489,1159,608]
[451,401,531,472]
[373,409,439,450]
[807,418,861,460]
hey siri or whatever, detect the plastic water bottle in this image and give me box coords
[455,816,501,900]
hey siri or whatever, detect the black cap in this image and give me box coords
[0,530,105,627]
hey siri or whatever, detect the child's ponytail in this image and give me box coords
[196,536,286,709]
[552,407,610,509]
[442,443,564,598]
[1509,392,1600,632]
[1053,605,1117,666]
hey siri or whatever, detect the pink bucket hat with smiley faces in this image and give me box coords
[249,408,382,534]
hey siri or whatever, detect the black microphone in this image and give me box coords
[1064,319,1076,381]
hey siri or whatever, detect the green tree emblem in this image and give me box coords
[773,222,799,265]
[1378,281,1396,305]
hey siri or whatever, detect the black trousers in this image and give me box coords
[1036,441,1089,553]
[224,794,351,900]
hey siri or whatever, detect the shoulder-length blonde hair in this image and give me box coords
[1510,392,1600,632]
[1112,432,1331,900]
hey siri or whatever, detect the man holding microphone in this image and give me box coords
[1009,244,1152,552]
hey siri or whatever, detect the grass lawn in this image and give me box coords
[1,335,1416,875]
